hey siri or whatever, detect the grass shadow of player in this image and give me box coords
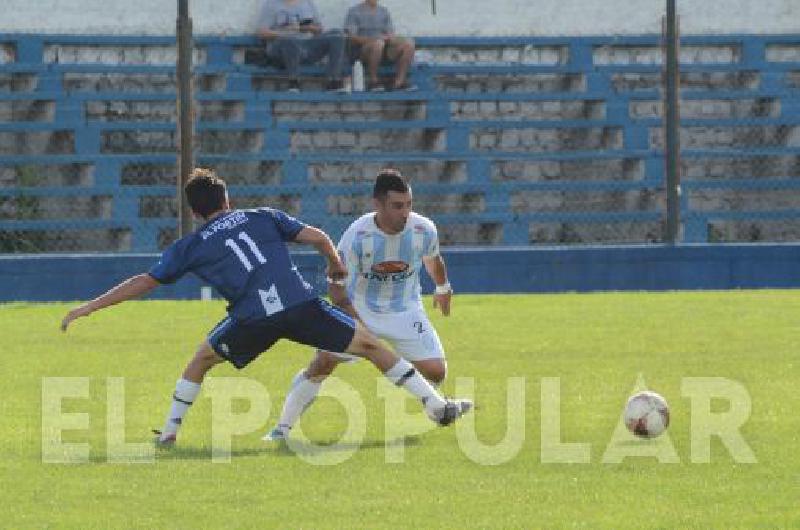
[147,436,422,460]
[271,435,423,457]
[153,445,267,461]
[615,439,665,446]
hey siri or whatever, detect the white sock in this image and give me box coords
[160,378,201,440]
[384,359,446,412]
[276,370,322,432]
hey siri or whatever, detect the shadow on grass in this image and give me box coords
[155,446,267,461]
[615,439,663,446]
[152,436,422,461]
[274,435,422,458]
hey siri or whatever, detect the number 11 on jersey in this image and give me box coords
[225,231,285,316]
[225,231,266,272]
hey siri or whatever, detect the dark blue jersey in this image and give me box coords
[148,208,317,320]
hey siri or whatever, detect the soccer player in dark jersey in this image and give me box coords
[60,168,471,445]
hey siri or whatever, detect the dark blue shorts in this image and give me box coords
[207,298,356,369]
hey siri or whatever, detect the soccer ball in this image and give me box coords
[623,391,670,438]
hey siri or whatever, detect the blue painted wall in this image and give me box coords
[1,244,798,302]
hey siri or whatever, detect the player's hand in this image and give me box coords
[433,292,451,316]
[61,304,93,332]
[326,259,348,284]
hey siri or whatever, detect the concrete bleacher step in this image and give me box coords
[683,154,800,179]
[291,128,445,153]
[5,194,112,220]
[493,158,644,181]
[85,100,176,122]
[594,43,743,66]
[470,126,623,152]
[451,99,605,121]
[512,189,660,215]
[0,130,73,154]
[436,73,586,93]
[649,124,800,150]
[630,98,781,120]
[0,225,133,252]
[420,44,568,66]
[307,160,466,183]
[119,160,284,186]
[60,72,228,93]
[530,220,664,245]
[707,219,800,242]
[610,71,763,92]
[690,188,800,214]
[0,73,38,92]
[0,99,55,121]
[0,163,92,187]
[273,100,426,122]
[43,43,207,66]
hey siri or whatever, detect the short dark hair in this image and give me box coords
[185,168,227,219]
[373,168,410,200]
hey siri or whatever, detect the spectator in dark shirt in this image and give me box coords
[257,0,347,92]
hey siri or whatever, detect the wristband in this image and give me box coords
[434,282,452,295]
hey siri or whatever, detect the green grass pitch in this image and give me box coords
[2,291,798,528]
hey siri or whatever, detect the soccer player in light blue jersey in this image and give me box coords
[267,169,458,441]
[61,168,471,446]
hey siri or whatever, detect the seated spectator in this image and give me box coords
[257,0,347,92]
[344,0,416,91]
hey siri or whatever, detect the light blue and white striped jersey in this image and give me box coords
[338,212,440,314]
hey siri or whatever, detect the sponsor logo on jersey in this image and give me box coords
[371,261,409,274]
[362,261,414,282]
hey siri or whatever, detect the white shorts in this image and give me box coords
[332,306,445,363]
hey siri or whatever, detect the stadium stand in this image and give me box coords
[1,33,799,252]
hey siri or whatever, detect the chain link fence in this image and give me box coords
[679,41,800,242]
[1,24,798,252]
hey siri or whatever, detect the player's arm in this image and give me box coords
[295,224,361,320]
[327,244,363,320]
[293,226,347,282]
[60,273,159,332]
[423,255,453,317]
[327,277,361,320]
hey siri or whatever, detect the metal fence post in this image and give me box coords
[664,0,681,243]
[177,0,194,238]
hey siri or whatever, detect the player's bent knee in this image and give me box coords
[344,326,381,360]
[415,360,447,385]
[195,341,224,365]
[428,370,446,385]
[306,351,339,380]
[425,367,446,385]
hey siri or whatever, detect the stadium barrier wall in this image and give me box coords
[2,244,799,302]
